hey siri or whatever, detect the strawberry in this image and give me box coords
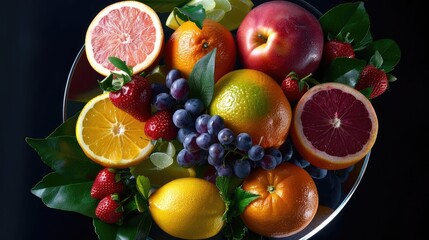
[99,57,153,122]
[109,75,152,122]
[144,110,178,141]
[355,65,389,99]
[322,40,355,65]
[281,72,318,103]
[90,168,124,200]
[95,194,123,224]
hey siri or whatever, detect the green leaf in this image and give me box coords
[323,58,366,87]
[222,217,248,240]
[138,0,189,13]
[358,39,401,73]
[319,2,371,48]
[48,111,80,137]
[109,57,133,76]
[174,4,206,29]
[26,136,102,179]
[136,176,151,200]
[189,48,216,108]
[387,74,398,82]
[233,187,259,216]
[31,172,97,218]
[94,212,152,240]
[369,50,383,69]
[216,176,242,199]
[359,87,373,99]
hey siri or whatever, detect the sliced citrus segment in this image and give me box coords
[291,82,378,170]
[85,1,164,76]
[76,93,154,168]
[150,152,174,169]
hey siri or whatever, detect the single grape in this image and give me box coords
[165,68,181,88]
[266,148,282,166]
[153,92,175,111]
[172,109,194,129]
[177,128,195,143]
[195,114,211,134]
[196,133,213,150]
[306,165,328,179]
[176,149,197,167]
[235,133,252,152]
[170,78,190,100]
[208,143,225,160]
[183,133,199,152]
[207,115,224,135]
[248,144,264,161]
[217,164,233,177]
[218,128,234,145]
[208,155,223,167]
[233,159,251,179]
[184,98,205,116]
[260,155,276,170]
[289,156,310,169]
[151,83,169,97]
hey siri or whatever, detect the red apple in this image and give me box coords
[236,0,324,83]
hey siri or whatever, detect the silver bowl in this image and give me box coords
[62,1,370,239]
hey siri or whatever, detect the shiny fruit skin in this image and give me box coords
[148,178,225,239]
[164,19,236,82]
[236,0,323,83]
[241,163,318,238]
[209,69,292,149]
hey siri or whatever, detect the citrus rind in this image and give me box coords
[85,1,164,76]
[291,82,378,170]
[76,93,155,168]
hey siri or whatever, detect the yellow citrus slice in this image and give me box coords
[85,1,164,76]
[76,93,155,168]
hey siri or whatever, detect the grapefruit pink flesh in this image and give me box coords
[85,1,164,76]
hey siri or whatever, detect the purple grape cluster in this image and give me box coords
[156,68,333,180]
[162,69,293,179]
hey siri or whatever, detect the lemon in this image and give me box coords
[149,178,225,239]
[75,93,155,168]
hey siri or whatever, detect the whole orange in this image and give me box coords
[241,163,319,238]
[209,69,292,148]
[164,19,236,82]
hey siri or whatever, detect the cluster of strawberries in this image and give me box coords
[281,39,391,104]
[91,168,125,224]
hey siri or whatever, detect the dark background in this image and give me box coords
[1,0,426,239]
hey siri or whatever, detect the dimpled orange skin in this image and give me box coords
[241,163,319,238]
[164,19,236,82]
[209,69,292,149]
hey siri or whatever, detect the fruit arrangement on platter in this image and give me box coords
[26,0,401,239]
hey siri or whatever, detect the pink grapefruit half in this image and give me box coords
[291,82,378,170]
[85,1,164,76]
